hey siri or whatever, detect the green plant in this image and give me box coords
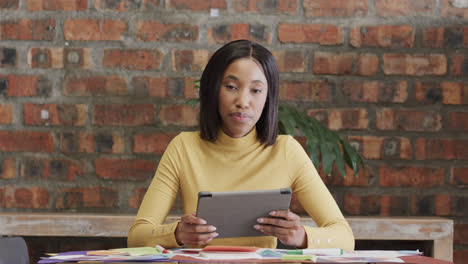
[187,83,364,177]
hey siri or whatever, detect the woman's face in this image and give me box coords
[218,58,268,138]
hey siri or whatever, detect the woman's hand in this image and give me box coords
[175,213,218,246]
[254,209,307,248]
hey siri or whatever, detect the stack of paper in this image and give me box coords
[38,247,174,263]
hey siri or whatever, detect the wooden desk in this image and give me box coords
[0,213,453,261]
[54,256,453,264]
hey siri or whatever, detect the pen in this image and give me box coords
[285,248,343,255]
[155,245,170,254]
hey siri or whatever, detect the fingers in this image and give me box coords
[256,210,300,228]
[253,210,305,247]
[176,213,219,246]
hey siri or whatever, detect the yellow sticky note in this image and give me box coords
[281,254,317,261]
[110,247,159,256]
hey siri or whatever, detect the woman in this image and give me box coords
[128,40,354,250]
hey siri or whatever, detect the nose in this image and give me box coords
[235,89,250,109]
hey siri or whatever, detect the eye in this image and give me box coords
[252,88,263,94]
[224,84,237,90]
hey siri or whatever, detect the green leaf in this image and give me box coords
[278,107,296,136]
[320,141,334,176]
[333,144,346,177]
[341,138,363,176]
[186,98,200,106]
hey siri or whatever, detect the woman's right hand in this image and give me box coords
[175,213,218,246]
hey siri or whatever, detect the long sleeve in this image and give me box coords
[287,137,355,250]
[127,136,182,248]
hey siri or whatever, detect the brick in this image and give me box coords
[0,19,55,40]
[28,47,91,69]
[129,188,147,208]
[380,195,410,216]
[102,49,162,70]
[423,27,445,48]
[451,167,468,187]
[94,104,155,126]
[343,193,361,215]
[64,19,126,41]
[307,108,368,130]
[172,49,209,72]
[414,82,468,105]
[383,54,447,76]
[0,75,51,97]
[65,75,127,96]
[24,103,86,126]
[455,224,468,244]
[454,250,468,264]
[159,105,199,126]
[343,80,407,103]
[3,186,49,209]
[133,133,176,154]
[133,77,196,98]
[435,194,451,216]
[320,165,373,187]
[415,138,468,160]
[344,194,380,216]
[350,25,414,48]
[95,0,158,11]
[0,104,12,124]
[0,0,18,9]
[209,24,270,44]
[95,158,155,180]
[441,82,468,105]
[303,0,367,17]
[0,47,17,67]
[25,0,87,11]
[280,80,333,102]
[233,0,297,14]
[272,50,306,72]
[375,0,435,17]
[442,0,468,18]
[445,26,468,48]
[0,158,16,179]
[313,52,378,76]
[449,112,468,131]
[0,131,53,152]
[376,108,441,131]
[278,23,343,45]
[411,195,435,216]
[136,21,198,42]
[60,132,124,154]
[379,165,444,187]
[55,186,118,209]
[450,54,468,76]
[167,0,226,11]
[449,197,468,217]
[20,158,83,181]
[347,136,412,160]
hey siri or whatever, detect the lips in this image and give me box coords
[230,112,252,122]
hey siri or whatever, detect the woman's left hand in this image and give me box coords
[254,209,307,248]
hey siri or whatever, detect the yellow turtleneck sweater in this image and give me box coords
[127,129,354,250]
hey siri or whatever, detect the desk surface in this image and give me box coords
[54,256,453,264]
[0,213,454,261]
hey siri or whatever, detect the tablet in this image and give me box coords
[196,188,292,238]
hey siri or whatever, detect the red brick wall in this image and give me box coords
[0,0,467,262]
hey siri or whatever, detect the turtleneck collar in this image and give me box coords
[216,127,260,150]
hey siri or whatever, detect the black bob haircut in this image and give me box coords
[199,39,279,146]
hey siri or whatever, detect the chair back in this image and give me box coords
[0,237,29,264]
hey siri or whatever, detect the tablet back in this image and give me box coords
[196,188,292,238]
